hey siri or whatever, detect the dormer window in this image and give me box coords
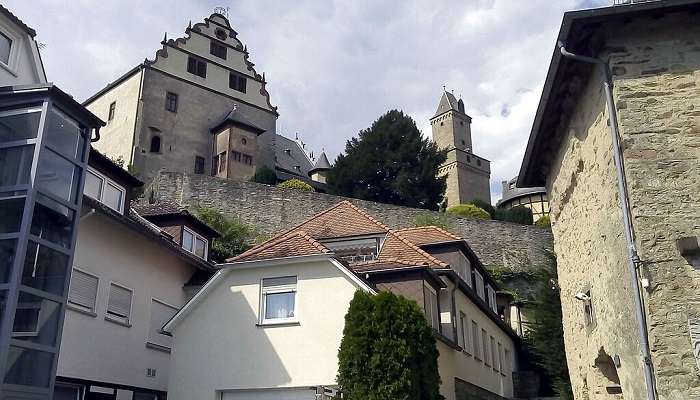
[322,237,381,263]
[182,226,208,260]
[84,167,125,212]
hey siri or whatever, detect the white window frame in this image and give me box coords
[491,336,498,372]
[147,297,179,350]
[0,20,21,76]
[482,329,490,366]
[475,270,485,300]
[487,285,497,313]
[259,276,298,325]
[498,342,506,376]
[11,298,43,337]
[472,320,481,361]
[85,167,126,212]
[182,226,208,260]
[424,283,440,330]
[459,311,471,355]
[67,267,100,313]
[106,281,133,326]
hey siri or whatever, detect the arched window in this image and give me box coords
[150,136,161,153]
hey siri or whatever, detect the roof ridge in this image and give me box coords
[384,230,449,268]
[340,201,391,232]
[228,230,329,262]
[396,225,463,242]
[274,201,350,238]
[274,200,389,239]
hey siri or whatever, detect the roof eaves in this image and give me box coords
[0,5,36,37]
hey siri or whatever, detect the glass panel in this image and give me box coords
[12,291,61,346]
[0,196,25,233]
[84,170,103,200]
[54,384,82,400]
[45,107,86,160]
[265,292,295,320]
[22,241,70,296]
[3,345,54,387]
[0,239,17,284]
[30,195,75,248]
[0,145,34,188]
[36,149,81,203]
[194,237,206,258]
[262,276,297,287]
[182,229,193,251]
[0,31,10,64]
[102,182,123,211]
[0,290,7,333]
[0,107,41,143]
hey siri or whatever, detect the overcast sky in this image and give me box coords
[7,0,608,202]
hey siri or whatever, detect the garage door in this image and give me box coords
[221,388,317,400]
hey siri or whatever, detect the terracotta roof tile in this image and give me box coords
[376,231,449,269]
[279,200,389,239]
[229,230,330,262]
[350,259,421,273]
[394,226,463,246]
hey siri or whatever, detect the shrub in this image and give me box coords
[495,205,534,225]
[193,207,262,262]
[276,178,314,191]
[413,212,453,230]
[446,204,491,220]
[470,199,496,219]
[535,215,551,228]
[337,291,443,400]
[250,165,278,185]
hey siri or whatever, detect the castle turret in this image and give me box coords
[308,151,331,183]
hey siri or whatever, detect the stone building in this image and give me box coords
[430,90,491,206]
[83,11,326,187]
[518,1,700,399]
[496,176,549,223]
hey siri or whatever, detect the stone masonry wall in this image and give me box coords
[547,11,700,400]
[147,172,553,272]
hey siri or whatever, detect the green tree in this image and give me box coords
[495,205,534,225]
[250,165,278,185]
[327,110,447,210]
[469,199,496,219]
[276,178,314,191]
[525,253,573,399]
[446,204,491,220]
[337,291,443,400]
[193,207,262,262]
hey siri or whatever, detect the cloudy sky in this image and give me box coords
[7,0,608,201]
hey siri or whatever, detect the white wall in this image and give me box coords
[0,14,46,85]
[168,259,363,400]
[57,212,198,391]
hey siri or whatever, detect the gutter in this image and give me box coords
[558,42,657,400]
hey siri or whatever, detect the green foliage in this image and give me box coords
[276,178,314,191]
[469,199,495,219]
[495,205,534,225]
[337,291,443,400]
[524,253,574,400]
[193,207,261,263]
[250,165,278,185]
[327,110,447,210]
[445,204,491,220]
[412,212,453,231]
[535,215,551,228]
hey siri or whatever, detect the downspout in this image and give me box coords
[558,42,657,400]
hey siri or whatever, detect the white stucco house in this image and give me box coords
[0,4,46,86]
[165,201,520,400]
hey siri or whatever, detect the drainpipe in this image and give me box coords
[558,42,657,400]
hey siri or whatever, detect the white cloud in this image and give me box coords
[5,0,608,202]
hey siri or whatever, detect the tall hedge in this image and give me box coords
[337,291,443,400]
[446,204,490,220]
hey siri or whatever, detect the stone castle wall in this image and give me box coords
[147,172,553,272]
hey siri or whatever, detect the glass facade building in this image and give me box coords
[0,85,104,400]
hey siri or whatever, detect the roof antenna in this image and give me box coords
[442,84,446,92]
[163,32,167,42]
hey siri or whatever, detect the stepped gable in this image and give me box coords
[229,230,330,262]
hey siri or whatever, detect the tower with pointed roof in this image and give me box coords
[308,151,331,183]
[430,90,491,206]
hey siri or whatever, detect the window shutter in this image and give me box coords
[68,269,98,310]
[108,284,132,319]
[149,300,178,348]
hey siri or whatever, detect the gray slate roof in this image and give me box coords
[432,91,464,119]
[274,134,314,177]
[309,152,331,174]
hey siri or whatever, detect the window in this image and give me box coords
[150,136,161,153]
[454,255,471,286]
[231,151,242,162]
[107,283,132,325]
[229,72,247,93]
[323,237,380,263]
[182,226,208,260]
[194,156,205,174]
[108,102,116,122]
[487,285,497,313]
[498,343,505,375]
[0,31,11,65]
[54,383,83,400]
[68,268,99,312]
[260,276,297,324]
[504,348,511,375]
[84,168,126,212]
[459,312,470,354]
[187,56,207,78]
[482,329,490,366]
[472,321,481,360]
[242,154,253,166]
[491,336,498,371]
[210,40,227,59]
[148,299,178,350]
[165,92,178,112]
[474,270,485,300]
[215,28,228,40]
[424,283,439,330]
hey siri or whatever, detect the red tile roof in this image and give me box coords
[394,226,463,246]
[377,231,449,269]
[278,200,389,239]
[230,230,330,262]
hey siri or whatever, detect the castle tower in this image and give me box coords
[430,90,491,206]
